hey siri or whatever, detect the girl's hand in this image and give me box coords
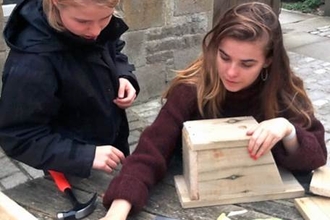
[99,199,131,220]
[92,145,125,173]
[113,78,136,109]
[246,117,294,159]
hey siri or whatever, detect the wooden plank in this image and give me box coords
[183,116,258,151]
[144,178,276,220]
[196,147,284,199]
[3,171,279,220]
[197,163,285,200]
[3,170,178,220]
[294,196,330,220]
[197,145,276,178]
[309,166,330,197]
[239,200,304,220]
[174,168,305,208]
[182,129,199,200]
[64,169,118,194]
[3,177,108,220]
[0,191,38,220]
[2,162,304,220]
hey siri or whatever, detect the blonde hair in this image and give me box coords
[43,0,121,32]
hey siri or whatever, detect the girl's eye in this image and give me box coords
[241,63,253,68]
[220,55,230,61]
[76,20,89,24]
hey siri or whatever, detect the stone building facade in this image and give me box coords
[120,0,213,102]
[0,0,279,102]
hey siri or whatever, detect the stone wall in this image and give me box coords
[120,0,213,102]
[0,0,280,102]
[325,0,330,16]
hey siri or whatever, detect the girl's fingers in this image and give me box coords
[248,129,264,155]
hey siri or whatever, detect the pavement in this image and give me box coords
[0,9,330,191]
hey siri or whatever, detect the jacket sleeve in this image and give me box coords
[0,53,95,177]
[273,115,327,172]
[102,84,198,213]
[115,39,140,95]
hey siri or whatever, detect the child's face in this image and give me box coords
[217,37,271,92]
[57,3,114,40]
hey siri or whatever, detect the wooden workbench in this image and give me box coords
[2,160,308,220]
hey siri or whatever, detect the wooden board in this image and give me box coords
[194,147,284,200]
[182,134,199,200]
[3,171,113,220]
[0,191,38,220]
[310,166,330,197]
[175,168,305,208]
[182,116,258,151]
[3,164,305,220]
[294,196,330,220]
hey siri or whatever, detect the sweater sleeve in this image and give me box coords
[103,84,198,213]
[273,116,327,172]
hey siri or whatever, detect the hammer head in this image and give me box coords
[57,193,97,220]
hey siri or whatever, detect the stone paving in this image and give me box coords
[1,14,330,192]
[289,52,330,158]
[308,25,330,38]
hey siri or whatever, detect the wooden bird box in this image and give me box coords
[174,116,305,208]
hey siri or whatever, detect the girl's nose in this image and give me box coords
[88,23,102,38]
[227,64,239,78]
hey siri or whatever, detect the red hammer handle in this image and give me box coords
[49,170,71,192]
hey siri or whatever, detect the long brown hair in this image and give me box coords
[163,2,314,127]
[43,0,120,32]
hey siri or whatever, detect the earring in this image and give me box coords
[261,68,268,81]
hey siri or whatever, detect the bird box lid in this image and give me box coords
[182,116,258,151]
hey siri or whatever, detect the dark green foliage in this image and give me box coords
[282,0,324,13]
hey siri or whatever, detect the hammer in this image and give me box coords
[49,170,97,220]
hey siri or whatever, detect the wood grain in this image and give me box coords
[3,163,305,219]
[182,116,258,151]
[175,168,305,208]
[179,117,303,207]
[295,196,330,220]
[310,166,330,197]
[0,191,38,220]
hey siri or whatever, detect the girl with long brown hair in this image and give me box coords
[101,2,327,219]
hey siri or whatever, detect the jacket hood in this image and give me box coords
[3,0,129,53]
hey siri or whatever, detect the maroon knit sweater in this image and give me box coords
[103,83,327,213]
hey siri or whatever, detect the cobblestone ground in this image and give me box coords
[289,52,330,151]
[0,52,329,191]
[308,25,330,38]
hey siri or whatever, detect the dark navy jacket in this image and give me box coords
[0,0,140,177]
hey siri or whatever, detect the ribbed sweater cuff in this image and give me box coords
[103,175,148,214]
